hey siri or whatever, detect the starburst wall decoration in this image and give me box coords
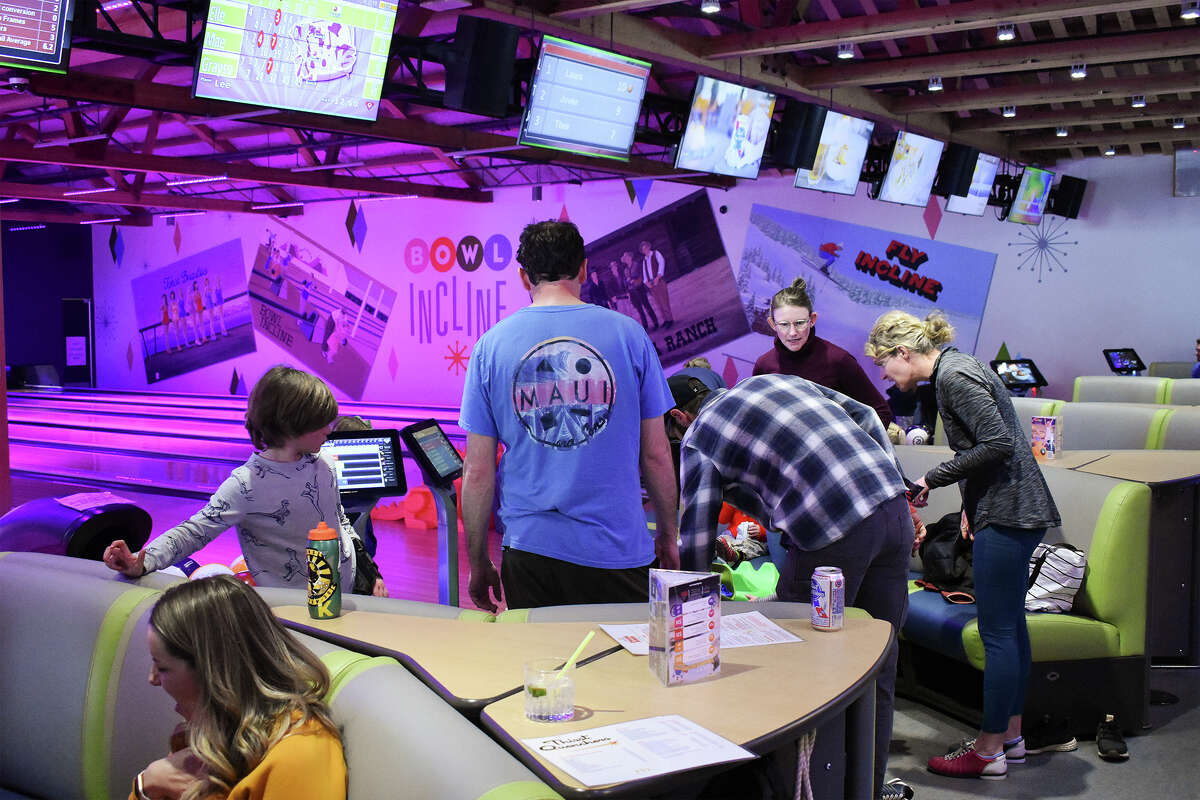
[445,340,470,375]
[1007,215,1078,282]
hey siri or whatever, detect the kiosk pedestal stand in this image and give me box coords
[401,420,467,608]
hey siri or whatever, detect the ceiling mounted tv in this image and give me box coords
[1008,166,1055,225]
[193,0,400,121]
[675,76,776,179]
[946,153,1001,216]
[0,0,75,73]
[793,110,875,196]
[518,36,651,161]
[878,131,945,207]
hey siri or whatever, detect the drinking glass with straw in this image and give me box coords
[524,630,594,722]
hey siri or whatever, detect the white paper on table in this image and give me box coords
[522,714,755,787]
[601,611,800,655]
[599,623,650,655]
[721,611,804,647]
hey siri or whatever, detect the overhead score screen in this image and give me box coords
[1008,166,1055,225]
[946,153,1001,216]
[519,36,651,160]
[194,0,399,121]
[0,0,75,73]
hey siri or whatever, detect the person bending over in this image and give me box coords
[867,310,1059,781]
[104,365,386,597]
[133,575,345,800]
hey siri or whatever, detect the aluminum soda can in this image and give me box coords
[810,566,845,631]
[307,521,341,619]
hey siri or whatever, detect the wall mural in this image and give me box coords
[584,190,748,368]
[129,239,256,383]
[737,205,997,379]
[250,220,397,400]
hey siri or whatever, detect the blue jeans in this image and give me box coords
[973,523,1046,733]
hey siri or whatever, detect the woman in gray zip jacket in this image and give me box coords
[867,310,1060,782]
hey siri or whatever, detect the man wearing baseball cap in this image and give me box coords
[669,371,915,800]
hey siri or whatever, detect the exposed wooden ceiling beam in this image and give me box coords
[953,99,1200,131]
[889,68,1200,113]
[0,208,152,226]
[0,140,491,202]
[800,28,1200,89]
[1013,124,1199,151]
[704,0,1182,58]
[0,180,260,212]
[552,0,682,20]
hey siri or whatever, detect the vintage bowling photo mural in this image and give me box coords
[583,190,749,367]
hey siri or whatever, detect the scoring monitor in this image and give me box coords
[400,419,464,490]
[518,36,651,161]
[0,0,75,73]
[194,0,399,121]
[321,429,406,500]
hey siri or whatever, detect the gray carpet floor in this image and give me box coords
[887,669,1199,799]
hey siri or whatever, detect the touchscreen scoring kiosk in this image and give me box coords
[400,420,465,606]
[990,359,1048,393]
[1103,348,1147,375]
[320,429,406,544]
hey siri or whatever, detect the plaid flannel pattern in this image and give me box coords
[678,374,907,572]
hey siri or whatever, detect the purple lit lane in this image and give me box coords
[10,443,227,497]
[8,408,249,440]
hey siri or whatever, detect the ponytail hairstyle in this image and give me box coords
[865,310,955,360]
[149,576,339,800]
[769,277,813,320]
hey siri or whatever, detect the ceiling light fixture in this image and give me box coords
[928,76,943,92]
[156,210,207,219]
[1173,118,1187,129]
[1131,95,1147,108]
[1070,63,1087,79]
[63,186,118,196]
[355,194,418,203]
[1104,144,1116,156]
[81,217,121,225]
[1002,105,1016,118]
[8,224,46,231]
[165,174,228,187]
[290,161,366,173]
[1056,126,1069,137]
[1182,1,1199,20]
[0,198,19,204]
[251,201,305,211]
[997,23,1016,41]
[837,42,855,60]
[700,0,721,14]
[33,133,111,149]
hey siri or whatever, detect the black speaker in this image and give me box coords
[934,143,979,198]
[1049,175,1087,218]
[443,17,519,118]
[772,101,828,170]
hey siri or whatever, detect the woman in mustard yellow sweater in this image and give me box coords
[132,576,346,800]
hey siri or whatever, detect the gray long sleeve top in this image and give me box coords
[143,451,357,591]
[925,347,1060,532]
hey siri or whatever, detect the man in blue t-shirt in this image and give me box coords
[459,221,680,612]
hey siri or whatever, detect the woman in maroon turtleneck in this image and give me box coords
[753,277,895,428]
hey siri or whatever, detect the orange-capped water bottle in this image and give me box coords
[307,522,341,619]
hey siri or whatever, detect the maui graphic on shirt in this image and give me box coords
[512,337,616,450]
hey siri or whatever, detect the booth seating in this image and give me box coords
[1072,375,1171,404]
[1166,378,1200,406]
[0,552,561,800]
[1054,401,1172,450]
[1160,407,1200,449]
[894,448,1150,736]
[932,396,1060,447]
[1149,361,1195,379]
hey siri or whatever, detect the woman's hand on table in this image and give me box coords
[371,578,389,598]
[139,747,203,799]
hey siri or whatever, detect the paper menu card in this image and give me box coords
[648,568,720,686]
[521,714,754,787]
[602,611,802,656]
